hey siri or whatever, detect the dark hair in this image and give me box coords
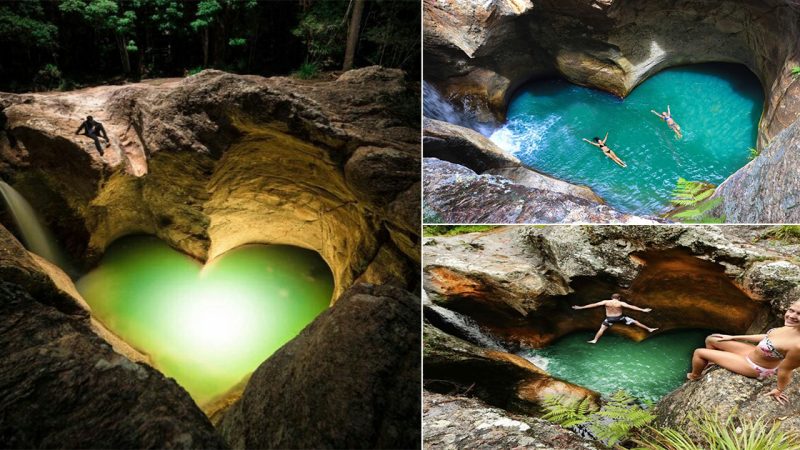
[593,137,600,143]
[86,115,93,121]
[611,293,621,299]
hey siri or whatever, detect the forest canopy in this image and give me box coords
[0,0,420,92]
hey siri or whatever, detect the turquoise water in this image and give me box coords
[76,235,333,404]
[492,64,763,215]
[522,330,710,402]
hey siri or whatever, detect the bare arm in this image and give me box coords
[602,132,608,144]
[582,138,599,147]
[712,333,766,343]
[620,302,651,313]
[767,345,800,404]
[650,110,662,118]
[667,105,671,115]
[76,121,85,135]
[572,300,607,310]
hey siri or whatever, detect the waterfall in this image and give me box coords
[425,303,506,351]
[423,81,495,136]
[0,181,69,269]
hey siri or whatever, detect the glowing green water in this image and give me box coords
[522,330,710,401]
[76,235,333,404]
[492,64,763,215]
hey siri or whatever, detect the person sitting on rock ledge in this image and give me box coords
[582,133,627,168]
[76,116,110,155]
[572,293,658,344]
[651,105,683,139]
[687,300,800,405]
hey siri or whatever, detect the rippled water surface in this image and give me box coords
[76,235,333,404]
[521,330,710,401]
[492,64,763,215]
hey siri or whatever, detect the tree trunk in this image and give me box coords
[342,0,365,71]
[116,33,131,74]
[202,27,209,67]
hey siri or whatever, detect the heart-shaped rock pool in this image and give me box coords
[76,235,333,404]
[490,63,764,215]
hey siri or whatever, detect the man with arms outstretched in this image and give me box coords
[572,293,658,344]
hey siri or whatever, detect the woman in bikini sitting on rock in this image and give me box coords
[687,300,800,404]
[582,132,627,168]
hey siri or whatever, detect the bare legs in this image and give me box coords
[587,320,658,344]
[687,335,759,380]
[588,324,608,344]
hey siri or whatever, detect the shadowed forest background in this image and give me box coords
[0,0,420,92]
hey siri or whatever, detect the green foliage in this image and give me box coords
[542,391,655,447]
[541,395,593,427]
[293,62,319,80]
[761,225,800,243]
[33,64,62,90]
[361,0,419,70]
[126,40,139,52]
[228,37,246,47]
[636,409,800,450]
[190,0,221,31]
[423,226,500,237]
[748,146,760,160]
[792,66,800,78]
[0,2,58,49]
[292,1,348,68]
[187,66,205,76]
[666,178,725,223]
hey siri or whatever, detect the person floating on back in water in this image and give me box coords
[651,105,683,139]
[572,293,659,344]
[75,116,110,155]
[582,132,627,168]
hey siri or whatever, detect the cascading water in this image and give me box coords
[0,180,69,270]
[423,81,494,136]
[426,304,506,350]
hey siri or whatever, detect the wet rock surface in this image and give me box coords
[423,158,654,224]
[424,0,800,223]
[423,391,598,450]
[218,283,420,449]
[0,279,226,449]
[424,322,599,414]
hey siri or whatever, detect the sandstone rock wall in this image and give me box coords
[424,226,800,346]
[0,67,419,299]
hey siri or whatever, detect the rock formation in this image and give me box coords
[424,392,599,449]
[218,284,420,449]
[423,225,800,441]
[424,0,800,222]
[1,67,419,299]
[0,67,420,448]
[424,226,800,346]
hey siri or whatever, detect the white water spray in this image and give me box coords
[0,180,68,269]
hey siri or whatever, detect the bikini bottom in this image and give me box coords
[746,356,778,379]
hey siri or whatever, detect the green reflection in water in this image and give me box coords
[521,329,711,402]
[76,235,333,405]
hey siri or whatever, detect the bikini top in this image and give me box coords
[757,329,785,360]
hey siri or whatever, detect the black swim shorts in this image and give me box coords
[602,315,635,327]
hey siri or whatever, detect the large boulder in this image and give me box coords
[217,283,420,449]
[423,158,654,224]
[0,226,225,448]
[655,365,800,438]
[424,391,599,450]
[424,322,599,414]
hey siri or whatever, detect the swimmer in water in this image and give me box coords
[651,105,683,139]
[582,132,627,168]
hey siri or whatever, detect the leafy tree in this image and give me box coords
[362,0,420,71]
[343,0,364,71]
[0,2,58,50]
[59,0,138,74]
[190,0,221,67]
[292,1,348,69]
